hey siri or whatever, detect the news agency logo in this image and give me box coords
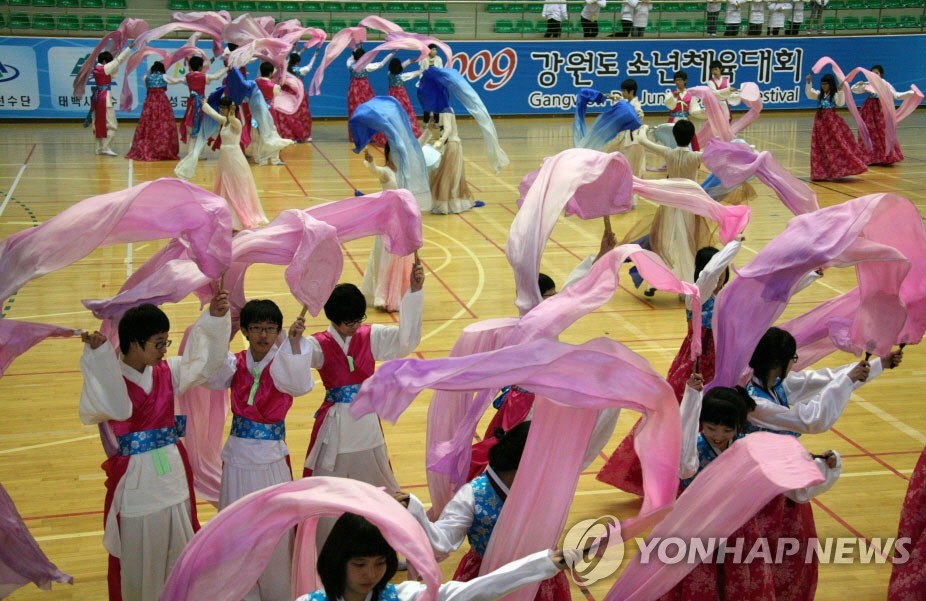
[562,515,625,586]
[0,62,21,84]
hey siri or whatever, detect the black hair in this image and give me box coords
[673,70,688,83]
[383,141,391,163]
[748,326,797,389]
[352,46,366,61]
[427,43,438,50]
[151,61,166,74]
[672,119,696,147]
[694,246,730,286]
[323,283,367,324]
[709,60,722,72]
[259,62,274,77]
[699,386,756,433]
[289,52,302,68]
[118,304,170,355]
[488,421,531,473]
[538,273,556,297]
[227,43,239,51]
[97,51,113,64]
[240,299,283,331]
[218,96,235,110]
[189,55,204,71]
[317,513,398,601]
[871,64,884,77]
[620,78,637,96]
[388,57,403,75]
[819,73,837,104]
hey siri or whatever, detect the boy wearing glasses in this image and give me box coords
[78,289,231,601]
[204,298,313,601]
[299,264,425,493]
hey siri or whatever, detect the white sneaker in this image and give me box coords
[270,158,285,166]
[100,148,118,157]
[306,136,313,142]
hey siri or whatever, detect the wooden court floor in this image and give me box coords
[1,110,925,600]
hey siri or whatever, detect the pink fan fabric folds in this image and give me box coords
[0,178,231,307]
[603,433,824,601]
[0,320,76,378]
[159,477,442,601]
[702,139,819,215]
[712,193,926,388]
[309,27,367,95]
[73,18,149,98]
[511,149,748,315]
[692,82,763,148]
[351,336,681,601]
[0,483,73,597]
[896,84,924,122]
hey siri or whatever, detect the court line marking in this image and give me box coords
[0,143,36,218]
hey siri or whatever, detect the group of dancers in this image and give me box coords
[2,11,924,601]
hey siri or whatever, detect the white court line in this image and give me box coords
[126,160,134,276]
[35,530,105,542]
[0,156,31,218]
[0,434,100,455]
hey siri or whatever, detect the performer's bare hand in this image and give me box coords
[410,263,425,292]
[391,491,411,507]
[210,289,230,317]
[288,316,305,353]
[364,150,373,162]
[595,231,617,262]
[848,360,871,383]
[81,330,107,350]
[882,349,903,370]
[688,372,704,391]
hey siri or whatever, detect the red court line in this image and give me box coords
[831,427,909,481]
[417,255,478,319]
[812,498,867,540]
[283,162,309,197]
[839,450,924,459]
[457,213,507,254]
[310,141,357,193]
[23,143,37,164]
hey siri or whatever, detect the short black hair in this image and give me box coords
[389,57,404,75]
[620,78,637,95]
[97,51,113,64]
[489,421,530,472]
[324,283,367,324]
[693,246,729,285]
[352,46,365,61]
[672,119,696,147]
[749,326,797,388]
[871,64,884,76]
[118,304,170,355]
[218,96,235,110]
[189,55,204,71]
[709,60,722,72]
[700,386,755,432]
[673,70,688,82]
[317,513,398,601]
[151,61,166,74]
[240,299,283,331]
[227,43,239,51]
[383,141,391,163]
[259,62,274,77]
[289,52,301,68]
[538,273,556,297]
[428,43,438,50]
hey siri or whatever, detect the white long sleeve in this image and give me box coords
[784,451,842,502]
[690,239,742,311]
[79,343,133,424]
[677,386,703,480]
[103,47,131,76]
[407,487,474,556]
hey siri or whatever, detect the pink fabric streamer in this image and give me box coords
[0,178,231,307]
[603,433,824,601]
[351,37,434,73]
[896,83,924,122]
[309,27,367,95]
[359,14,405,32]
[712,193,926,389]
[0,483,73,597]
[384,31,452,63]
[120,45,170,111]
[702,138,819,215]
[0,320,76,378]
[812,57,874,153]
[158,477,442,601]
[351,336,682,601]
[692,82,763,148]
[132,12,230,66]
[73,18,150,98]
[512,149,748,315]
[164,34,208,68]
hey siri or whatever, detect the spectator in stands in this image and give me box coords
[542,0,568,37]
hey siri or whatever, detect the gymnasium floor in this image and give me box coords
[1,109,924,600]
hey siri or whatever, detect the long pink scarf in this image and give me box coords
[309,27,367,95]
[159,477,442,601]
[0,320,77,378]
[73,18,150,99]
[712,193,926,388]
[813,57,878,153]
[691,82,763,148]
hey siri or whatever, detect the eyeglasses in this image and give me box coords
[342,315,367,328]
[149,339,172,351]
[793,354,799,362]
[246,325,280,335]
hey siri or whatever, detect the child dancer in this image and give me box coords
[360,146,414,313]
[401,423,571,601]
[850,65,916,166]
[805,72,868,181]
[418,44,443,125]
[255,62,285,166]
[295,512,568,601]
[347,46,396,143]
[605,78,646,206]
[664,70,703,150]
[126,61,180,162]
[84,46,132,156]
[177,55,227,150]
[707,59,740,122]
[276,50,319,143]
[207,299,313,601]
[300,265,425,491]
[202,97,269,230]
[386,58,424,137]
[79,290,231,601]
[430,109,474,214]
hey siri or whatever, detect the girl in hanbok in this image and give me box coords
[401,423,573,601]
[294,512,568,601]
[386,58,423,137]
[850,65,916,166]
[888,447,926,599]
[707,60,739,122]
[177,55,227,149]
[203,97,269,230]
[347,46,395,144]
[126,61,181,162]
[276,50,319,143]
[360,145,414,312]
[805,73,868,181]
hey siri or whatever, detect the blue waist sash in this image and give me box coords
[117,416,186,456]
[324,383,362,404]
[230,415,286,441]
[83,83,114,128]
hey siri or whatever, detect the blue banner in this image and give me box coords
[0,33,923,119]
